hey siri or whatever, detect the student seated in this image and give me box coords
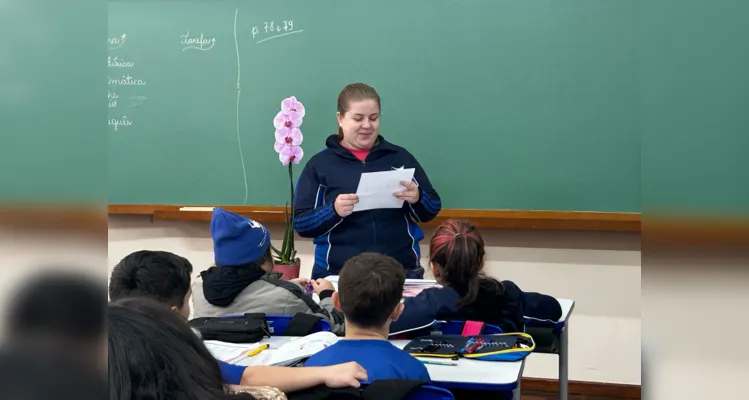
[109,250,366,391]
[390,219,562,335]
[192,208,344,334]
[109,297,281,400]
[304,253,430,381]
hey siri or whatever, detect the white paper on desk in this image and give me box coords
[204,340,262,363]
[354,168,415,212]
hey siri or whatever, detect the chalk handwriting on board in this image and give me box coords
[108,33,127,50]
[108,75,146,86]
[251,20,303,44]
[108,56,135,68]
[181,31,216,51]
[108,91,119,108]
[109,116,132,131]
[234,8,248,204]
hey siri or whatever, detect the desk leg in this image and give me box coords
[512,379,521,400]
[512,359,525,400]
[559,324,569,400]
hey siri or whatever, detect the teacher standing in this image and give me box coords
[294,83,441,279]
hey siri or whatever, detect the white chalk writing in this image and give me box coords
[181,31,216,51]
[108,56,135,68]
[109,116,132,131]
[108,75,146,86]
[251,21,302,44]
[234,8,248,204]
[108,91,119,108]
[108,33,127,50]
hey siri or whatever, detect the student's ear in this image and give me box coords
[390,302,405,322]
[332,292,343,312]
[336,112,343,126]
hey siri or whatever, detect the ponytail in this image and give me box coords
[429,220,486,307]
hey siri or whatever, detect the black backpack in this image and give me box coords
[286,379,430,400]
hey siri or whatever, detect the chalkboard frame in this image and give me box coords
[108,204,641,231]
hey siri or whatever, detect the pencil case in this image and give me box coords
[403,333,535,362]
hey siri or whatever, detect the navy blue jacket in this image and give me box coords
[293,135,441,278]
[390,279,563,334]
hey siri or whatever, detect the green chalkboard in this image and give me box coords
[108,0,639,212]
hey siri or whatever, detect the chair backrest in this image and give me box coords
[221,313,331,336]
[405,385,454,400]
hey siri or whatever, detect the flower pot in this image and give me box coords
[274,263,300,280]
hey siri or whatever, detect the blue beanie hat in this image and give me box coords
[210,208,271,266]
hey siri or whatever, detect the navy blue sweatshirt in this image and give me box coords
[390,279,563,334]
[293,135,441,278]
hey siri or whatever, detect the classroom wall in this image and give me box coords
[107,215,641,385]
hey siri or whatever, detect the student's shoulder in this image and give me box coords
[499,280,523,296]
[260,277,323,308]
[420,285,462,304]
[384,141,419,163]
[396,346,429,375]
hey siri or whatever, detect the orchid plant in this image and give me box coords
[271,96,305,265]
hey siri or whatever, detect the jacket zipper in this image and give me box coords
[360,156,377,246]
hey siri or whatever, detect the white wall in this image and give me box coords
[107,215,641,385]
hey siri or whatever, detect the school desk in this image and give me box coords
[236,335,525,398]
[321,276,575,399]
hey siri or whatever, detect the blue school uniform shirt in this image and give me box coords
[304,339,430,382]
[218,360,246,385]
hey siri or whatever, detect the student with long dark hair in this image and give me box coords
[109,298,257,400]
[390,219,562,334]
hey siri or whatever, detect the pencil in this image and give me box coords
[419,359,457,366]
[247,344,269,357]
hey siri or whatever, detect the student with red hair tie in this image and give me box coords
[390,219,562,334]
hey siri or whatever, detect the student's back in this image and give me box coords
[390,220,562,335]
[305,253,429,382]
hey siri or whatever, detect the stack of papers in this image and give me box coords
[403,280,441,297]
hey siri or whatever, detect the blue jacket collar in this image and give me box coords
[325,134,398,159]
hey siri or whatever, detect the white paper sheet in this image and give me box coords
[353,168,415,212]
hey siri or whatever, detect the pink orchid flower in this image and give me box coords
[273,110,303,130]
[279,145,304,165]
[275,127,303,147]
[281,96,306,118]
